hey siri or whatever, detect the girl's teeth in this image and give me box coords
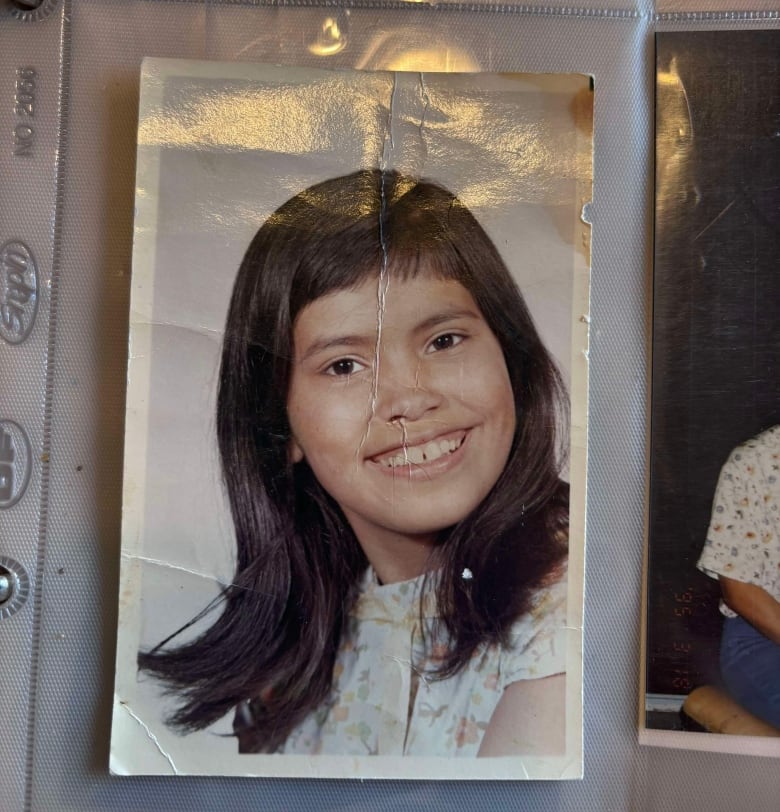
[424,441,443,462]
[406,445,425,465]
[380,436,463,467]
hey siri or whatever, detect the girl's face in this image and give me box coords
[287,272,516,564]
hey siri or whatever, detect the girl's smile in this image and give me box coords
[287,273,516,579]
[369,428,469,477]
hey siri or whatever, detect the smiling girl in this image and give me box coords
[139,169,570,757]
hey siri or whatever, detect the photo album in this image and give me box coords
[111,59,592,778]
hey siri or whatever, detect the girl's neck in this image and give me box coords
[368,546,433,585]
[344,514,437,585]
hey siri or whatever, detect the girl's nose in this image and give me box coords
[374,360,444,423]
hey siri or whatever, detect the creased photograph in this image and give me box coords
[111,59,591,779]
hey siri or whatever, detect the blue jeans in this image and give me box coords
[720,615,780,729]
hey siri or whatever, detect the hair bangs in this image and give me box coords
[288,178,470,322]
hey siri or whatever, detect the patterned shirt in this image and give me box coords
[278,567,567,756]
[697,425,780,618]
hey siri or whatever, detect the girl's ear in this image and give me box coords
[289,437,304,464]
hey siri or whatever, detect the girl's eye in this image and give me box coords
[428,333,464,352]
[325,358,366,376]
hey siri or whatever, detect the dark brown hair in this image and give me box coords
[139,169,568,752]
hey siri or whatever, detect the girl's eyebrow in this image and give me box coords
[299,334,373,362]
[413,307,481,334]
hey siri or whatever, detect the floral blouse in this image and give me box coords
[698,425,780,618]
[276,568,567,757]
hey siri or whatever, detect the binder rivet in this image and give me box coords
[0,566,13,604]
[0,557,29,619]
[9,0,58,22]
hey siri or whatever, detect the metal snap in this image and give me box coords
[0,557,30,619]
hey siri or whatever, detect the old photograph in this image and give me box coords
[111,59,591,778]
[644,31,780,755]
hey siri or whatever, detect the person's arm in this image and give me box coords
[720,576,780,645]
[477,673,565,757]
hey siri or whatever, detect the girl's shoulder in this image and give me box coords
[724,424,780,472]
[499,568,568,688]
